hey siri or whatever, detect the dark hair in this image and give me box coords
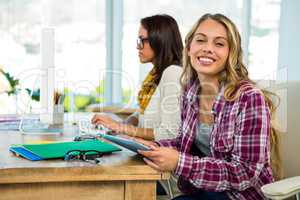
[141,14,183,85]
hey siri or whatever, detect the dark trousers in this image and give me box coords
[156,181,167,195]
[172,190,229,200]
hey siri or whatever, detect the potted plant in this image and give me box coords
[0,68,20,113]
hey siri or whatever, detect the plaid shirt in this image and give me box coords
[158,80,273,200]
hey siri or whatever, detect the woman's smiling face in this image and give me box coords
[188,18,229,80]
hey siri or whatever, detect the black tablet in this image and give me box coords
[100,134,150,153]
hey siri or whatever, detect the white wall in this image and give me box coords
[277,0,300,81]
[276,0,300,177]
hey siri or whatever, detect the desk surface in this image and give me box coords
[0,125,169,184]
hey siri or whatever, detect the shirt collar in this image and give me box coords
[185,80,226,114]
[186,80,225,101]
[186,80,200,104]
[212,84,226,115]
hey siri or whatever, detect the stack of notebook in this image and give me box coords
[9,140,121,161]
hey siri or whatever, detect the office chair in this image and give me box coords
[257,81,300,200]
[261,176,300,200]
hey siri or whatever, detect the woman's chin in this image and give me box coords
[139,59,150,64]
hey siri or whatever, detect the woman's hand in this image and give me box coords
[91,114,121,133]
[132,137,158,148]
[119,135,159,148]
[138,146,179,172]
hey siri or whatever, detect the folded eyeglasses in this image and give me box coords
[64,149,104,164]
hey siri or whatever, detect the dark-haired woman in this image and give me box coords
[92,14,183,141]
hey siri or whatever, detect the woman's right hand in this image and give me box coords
[91,114,122,133]
[132,137,159,148]
[123,112,139,126]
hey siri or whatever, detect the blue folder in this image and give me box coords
[10,146,43,161]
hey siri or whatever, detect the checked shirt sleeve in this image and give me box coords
[174,90,272,192]
[157,91,187,149]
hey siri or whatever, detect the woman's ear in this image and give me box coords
[186,47,191,57]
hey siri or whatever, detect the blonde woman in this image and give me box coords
[92,14,183,141]
[138,13,281,200]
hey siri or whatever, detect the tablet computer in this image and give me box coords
[100,134,150,153]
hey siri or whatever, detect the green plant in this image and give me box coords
[1,68,41,102]
[94,80,105,103]
[122,88,132,104]
[25,88,40,101]
[0,69,20,95]
[63,88,93,112]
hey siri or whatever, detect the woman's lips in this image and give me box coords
[197,56,215,65]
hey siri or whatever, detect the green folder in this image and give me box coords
[14,140,121,160]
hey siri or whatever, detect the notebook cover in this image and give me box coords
[22,140,121,159]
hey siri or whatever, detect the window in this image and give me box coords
[0,0,42,114]
[0,0,283,114]
[248,0,281,80]
[122,0,249,107]
[47,0,106,112]
[0,0,106,114]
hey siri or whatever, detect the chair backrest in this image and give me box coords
[257,80,300,178]
[279,81,300,178]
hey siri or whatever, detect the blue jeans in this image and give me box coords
[172,190,229,200]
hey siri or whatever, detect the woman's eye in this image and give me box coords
[216,42,224,47]
[196,39,204,42]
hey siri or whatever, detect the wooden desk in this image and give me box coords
[86,105,137,119]
[0,127,169,200]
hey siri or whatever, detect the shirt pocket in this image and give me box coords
[212,134,234,153]
[211,115,234,153]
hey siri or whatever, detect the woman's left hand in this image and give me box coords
[138,146,179,172]
[91,114,121,133]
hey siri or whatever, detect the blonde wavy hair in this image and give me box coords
[181,13,282,180]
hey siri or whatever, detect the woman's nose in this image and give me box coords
[136,43,142,50]
[201,43,213,54]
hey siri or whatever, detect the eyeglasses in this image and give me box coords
[64,150,104,164]
[137,37,149,49]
